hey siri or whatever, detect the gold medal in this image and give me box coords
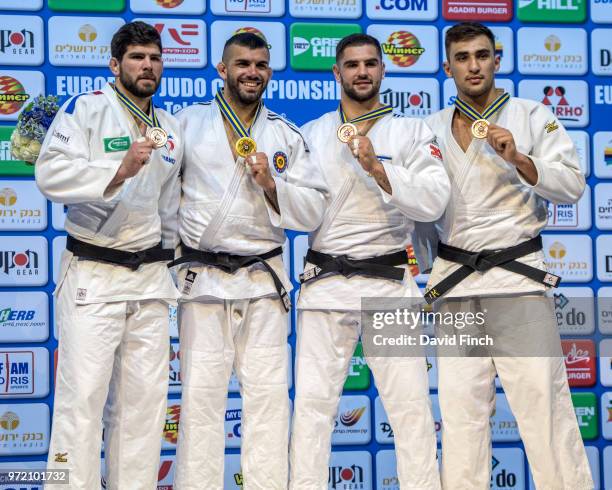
[337,122,358,143]
[471,119,489,139]
[236,136,257,157]
[146,127,168,149]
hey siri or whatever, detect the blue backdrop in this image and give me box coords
[0,0,611,488]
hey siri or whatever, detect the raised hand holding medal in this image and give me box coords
[112,83,167,149]
[338,104,392,176]
[454,91,510,140]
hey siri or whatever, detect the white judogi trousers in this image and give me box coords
[47,261,170,490]
[174,296,289,490]
[437,294,593,490]
[290,309,440,490]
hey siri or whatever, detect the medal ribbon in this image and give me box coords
[112,83,160,128]
[215,88,262,139]
[454,91,510,122]
[339,104,393,124]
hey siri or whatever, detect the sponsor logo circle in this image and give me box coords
[0,188,17,207]
[13,252,29,267]
[9,32,25,45]
[157,0,184,7]
[383,31,425,68]
[0,411,20,430]
[0,76,29,115]
[233,26,270,46]
[544,34,561,52]
[549,241,567,259]
[78,24,97,42]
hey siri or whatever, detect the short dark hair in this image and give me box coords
[336,33,382,63]
[111,21,162,61]
[222,32,269,62]
[444,22,495,59]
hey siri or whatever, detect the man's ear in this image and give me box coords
[109,57,120,76]
[332,63,341,83]
[443,60,453,78]
[217,61,227,80]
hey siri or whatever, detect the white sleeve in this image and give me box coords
[35,96,123,204]
[516,103,585,204]
[378,119,451,222]
[158,127,183,250]
[265,124,329,232]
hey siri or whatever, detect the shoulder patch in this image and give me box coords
[544,120,559,134]
[273,151,288,173]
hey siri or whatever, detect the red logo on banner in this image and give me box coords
[443,0,513,21]
[562,339,596,387]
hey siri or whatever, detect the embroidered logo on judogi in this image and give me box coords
[182,269,197,295]
[545,121,559,134]
[430,144,443,161]
[273,151,288,173]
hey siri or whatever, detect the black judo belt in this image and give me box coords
[423,235,560,304]
[169,244,291,312]
[66,235,174,270]
[299,249,407,284]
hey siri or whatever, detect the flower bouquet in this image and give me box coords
[11,95,61,164]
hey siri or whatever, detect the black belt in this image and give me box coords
[66,235,174,271]
[299,249,407,284]
[169,244,290,312]
[424,235,560,304]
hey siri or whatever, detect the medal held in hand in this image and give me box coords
[454,91,510,140]
[112,83,167,147]
[215,89,262,160]
[471,119,490,139]
[146,127,168,149]
[337,104,393,143]
[337,123,358,143]
[236,136,257,157]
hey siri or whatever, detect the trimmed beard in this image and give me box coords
[225,73,267,105]
[119,71,160,98]
[341,76,381,103]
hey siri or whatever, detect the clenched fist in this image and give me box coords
[247,152,276,192]
[107,123,154,190]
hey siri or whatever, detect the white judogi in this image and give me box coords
[174,100,327,490]
[289,110,450,490]
[36,82,182,490]
[424,97,593,490]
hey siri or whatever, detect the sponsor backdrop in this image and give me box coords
[0,0,611,488]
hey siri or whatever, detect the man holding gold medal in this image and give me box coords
[36,22,182,489]
[289,34,450,489]
[421,23,593,489]
[173,32,327,489]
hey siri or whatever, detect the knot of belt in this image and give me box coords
[300,249,407,284]
[424,235,560,304]
[169,244,291,312]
